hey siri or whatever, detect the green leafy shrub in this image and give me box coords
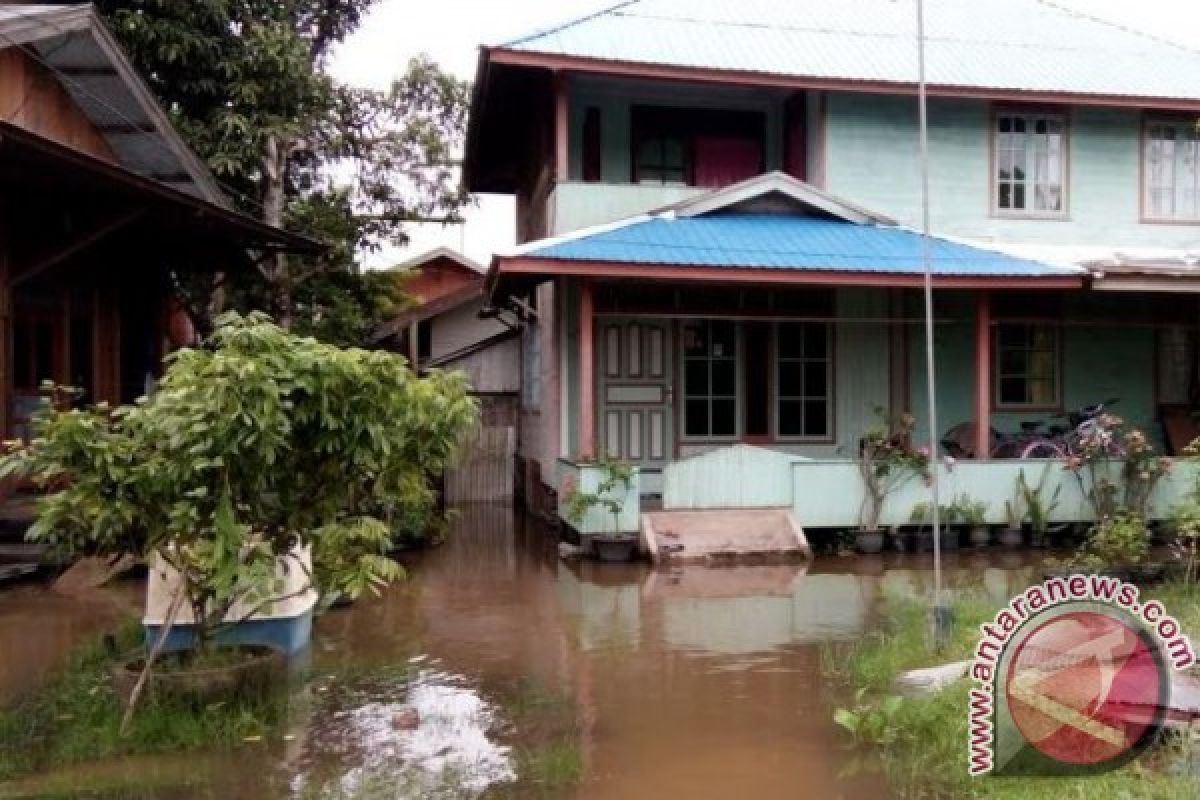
[0,312,478,649]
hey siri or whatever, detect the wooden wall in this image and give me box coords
[0,49,116,162]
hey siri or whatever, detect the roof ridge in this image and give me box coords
[1034,0,1200,57]
[499,0,643,48]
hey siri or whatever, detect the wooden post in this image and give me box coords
[579,279,595,459]
[975,291,991,460]
[554,72,570,183]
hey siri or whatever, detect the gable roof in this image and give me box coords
[491,172,1085,292]
[0,3,224,203]
[491,0,1200,107]
[392,246,487,276]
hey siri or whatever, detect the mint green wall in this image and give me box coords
[825,93,1200,248]
[906,292,1157,450]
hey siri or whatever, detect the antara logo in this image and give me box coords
[968,575,1193,777]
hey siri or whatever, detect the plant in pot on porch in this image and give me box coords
[563,457,638,562]
[1017,465,1061,548]
[908,501,960,552]
[954,495,990,548]
[854,412,931,554]
[0,313,477,730]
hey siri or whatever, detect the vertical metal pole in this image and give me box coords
[916,0,948,634]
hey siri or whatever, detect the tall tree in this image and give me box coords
[90,0,470,343]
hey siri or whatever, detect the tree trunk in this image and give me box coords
[262,134,292,327]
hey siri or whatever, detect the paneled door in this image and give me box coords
[595,319,674,469]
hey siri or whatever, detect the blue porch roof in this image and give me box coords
[522,213,1078,278]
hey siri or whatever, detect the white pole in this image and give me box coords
[916,0,947,632]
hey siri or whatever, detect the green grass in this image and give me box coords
[484,677,582,799]
[822,582,1200,799]
[0,624,289,782]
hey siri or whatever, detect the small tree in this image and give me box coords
[1,312,477,661]
[857,411,930,532]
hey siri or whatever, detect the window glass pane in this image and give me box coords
[779,400,804,436]
[711,399,736,437]
[683,323,707,356]
[778,363,804,397]
[710,322,736,358]
[685,399,709,437]
[804,361,828,397]
[804,400,828,436]
[685,360,709,396]
[1000,377,1027,405]
[712,359,736,396]
[803,325,828,358]
[777,324,804,358]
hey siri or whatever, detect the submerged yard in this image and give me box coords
[0,507,1194,799]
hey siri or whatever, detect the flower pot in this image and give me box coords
[854,530,886,554]
[890,529,916,553]
[968,525,991,548]
[112,644,286,708]
[914,528,957,552]
[591,534,639,563]
[997,527,1024,548]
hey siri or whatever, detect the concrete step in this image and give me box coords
[640,508,811,564]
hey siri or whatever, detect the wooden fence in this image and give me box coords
[445,425,516,506]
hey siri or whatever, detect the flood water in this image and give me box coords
[0,508,1049,799]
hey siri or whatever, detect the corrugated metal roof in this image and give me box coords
[522,213,1082,277]
[0,4,224,203]
[499,0,1200,101]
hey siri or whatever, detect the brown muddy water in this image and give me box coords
[0,509,1048,799]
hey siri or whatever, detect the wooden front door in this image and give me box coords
[596,319,674,468]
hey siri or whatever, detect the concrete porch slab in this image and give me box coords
[640,508,811,564]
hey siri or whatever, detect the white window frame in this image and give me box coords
[1143,117,1200,222]
[993,109,1068,218]
[773,322,834,442]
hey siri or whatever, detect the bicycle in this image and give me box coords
[941,398,1123,460]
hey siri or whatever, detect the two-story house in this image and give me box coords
[466,0,1200,535]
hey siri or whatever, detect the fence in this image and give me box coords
[445,425,516,505]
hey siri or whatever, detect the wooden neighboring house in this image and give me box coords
[375,247,520,427]
[0,4,313,438]
[0,2,314,546]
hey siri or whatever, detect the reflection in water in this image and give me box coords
[0,508,1053,799]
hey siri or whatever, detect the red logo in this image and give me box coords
[1004,610,1168,769]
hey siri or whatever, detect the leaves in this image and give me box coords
[0,314,479,643]
[95,2,471,337]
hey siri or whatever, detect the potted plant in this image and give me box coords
[998,482,1026,548]
[854,412,930,554]
[562,457,638,562]
[955,495,990,547]
[1018,465,1061,548]
[909,501,959,552]
[0,313,477,727]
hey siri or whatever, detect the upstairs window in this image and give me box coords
[1144,118,1200,221]
[994,110,1067,216]
[631,106,765,188]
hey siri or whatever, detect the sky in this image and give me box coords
[329,0,1200,268]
